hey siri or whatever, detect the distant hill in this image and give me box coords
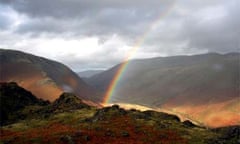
[0,49,101,103]
[85,53,240,127]
[78,70,104,78]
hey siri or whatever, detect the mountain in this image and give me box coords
[1,82,239,144]
[85,53,240,127]
[78,70,104,78]
[0,49,100,103]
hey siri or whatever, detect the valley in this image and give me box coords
[0,49,239,143]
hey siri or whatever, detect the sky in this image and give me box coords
[0,0,239,72]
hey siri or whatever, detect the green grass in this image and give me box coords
[49,108,96,125]
[2,108,96,131]
[3,119,49,131]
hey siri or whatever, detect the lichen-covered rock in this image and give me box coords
[51,92,90,112]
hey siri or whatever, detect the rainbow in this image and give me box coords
[102,1,176,105]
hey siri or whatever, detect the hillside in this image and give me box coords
[85,53,240,127]
[1,83,239,144]
[0,49,101,103]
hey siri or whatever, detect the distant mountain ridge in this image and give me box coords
[85,52,240,127]
[0,49,101,103]
[78,70,104,78]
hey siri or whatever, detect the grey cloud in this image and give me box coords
[16,17,82,35]
[2,0,174,38]
[0,13,11,29]
[182,1,240,53]
[0,5,14,30]
[3,0,174,18]
[133,0,240,56]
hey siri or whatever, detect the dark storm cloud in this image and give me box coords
[2,0,173,38]
[2,0,172,18]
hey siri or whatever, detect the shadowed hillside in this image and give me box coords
[85,53,240,127]
[0,49,101,103]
